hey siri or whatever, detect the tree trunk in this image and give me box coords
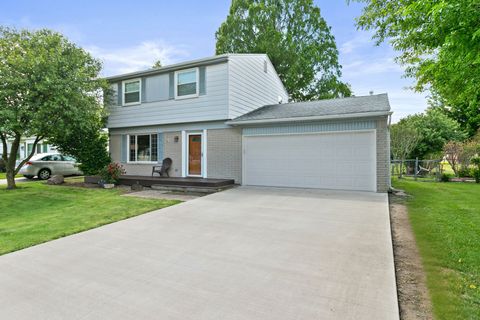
[4,135,21,190]
[3,135,43,189]
[399,159,404,179]
[6,168,16,189]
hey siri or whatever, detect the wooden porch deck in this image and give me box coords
[85,175,235,188]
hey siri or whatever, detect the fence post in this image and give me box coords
[437,160,441,181]
[414,157,419,181]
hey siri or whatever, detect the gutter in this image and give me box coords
[226,111,393,126]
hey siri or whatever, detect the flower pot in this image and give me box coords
[103,183,115,189]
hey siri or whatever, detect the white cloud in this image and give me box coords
[87,41,190,76]
[339,32,373,55]
[342,57,403,77]
[338,31,430,121]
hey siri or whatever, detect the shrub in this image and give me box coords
[99,162,125,184]
[50,128,111,176]
[457,166,472,178]
[473,169,480,183]
[471,157,480,183]
[440,173,452,182]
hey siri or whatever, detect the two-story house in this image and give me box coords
[107,54,391,192]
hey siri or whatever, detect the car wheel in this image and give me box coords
[38,169,51,180]
[23,175,34,179]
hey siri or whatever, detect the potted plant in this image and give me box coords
[99,162,125,188]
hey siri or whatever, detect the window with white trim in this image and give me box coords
[123,79,141,105]
[175,68,198,98]
[128,134,157,162]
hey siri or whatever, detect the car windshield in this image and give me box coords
[62,155,76,161]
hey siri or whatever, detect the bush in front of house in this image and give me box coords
[471,157,480,183]
[99,162,125,184]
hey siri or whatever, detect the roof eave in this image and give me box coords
[226,111,393,126]
[105,55,230,82]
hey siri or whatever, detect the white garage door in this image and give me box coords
[243,131,376,191]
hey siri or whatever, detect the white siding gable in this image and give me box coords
[228,55,289,119]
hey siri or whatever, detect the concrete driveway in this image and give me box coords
[0,187,398,320]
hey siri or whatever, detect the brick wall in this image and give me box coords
[163,131,182,177]
[376,116,391,192]
[206,128,242,183]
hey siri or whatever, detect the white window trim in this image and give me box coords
[122,78,142,106]
[126,133,158,164]
[174,68,199,100]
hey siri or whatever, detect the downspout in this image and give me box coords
[388,113,392,190]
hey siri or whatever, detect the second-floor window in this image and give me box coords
[175,68,198,99]
[123,79,141,105]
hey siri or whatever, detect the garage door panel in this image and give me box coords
[244,131,376,191]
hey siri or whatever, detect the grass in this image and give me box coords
[0,180,180,255]
[393,179,480,320]
[0,172,20,179]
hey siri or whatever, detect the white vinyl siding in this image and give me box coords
[108,63,228,128]
[145,74,169,101]
[243,131,377,192]
[110,83,119,106]
[228,55,289,119]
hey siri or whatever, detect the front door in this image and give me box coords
[188,134,202,176]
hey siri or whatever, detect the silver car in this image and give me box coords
[19,153,83,180]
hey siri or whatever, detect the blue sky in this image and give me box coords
[1,0,429,122]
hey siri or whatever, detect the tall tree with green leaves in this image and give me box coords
[397,108,467,159]
[216,0,351,101]
[0,27,109,189]
[390,122,421,178]
[352,0,480,136]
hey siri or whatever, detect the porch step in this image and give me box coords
[84,175,235,188]
[151,184,235,194]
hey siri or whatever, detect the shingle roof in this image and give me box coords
[229,93,391,124]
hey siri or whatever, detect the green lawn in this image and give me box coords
[393,179,480,320]
[0,181,180,255]
[0,172,20,179]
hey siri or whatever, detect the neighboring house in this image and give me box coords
[1,137,56,160]
[107,54,391,192]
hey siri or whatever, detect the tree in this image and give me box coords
[216,0,351,101]
[0,27,108,189]
[390,122,422,178]
[152,60,162,69]
[444,130,480,176]
[443,141,463,176]
[352,0,480,135]
[48,127,111,176]
[396,108,467,159]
